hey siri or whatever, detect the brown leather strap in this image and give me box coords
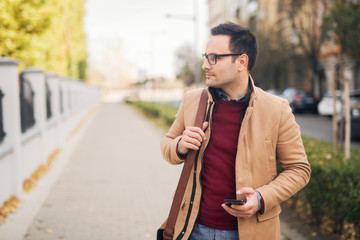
[163,88,208,239]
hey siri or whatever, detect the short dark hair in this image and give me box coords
[211,22,258,71]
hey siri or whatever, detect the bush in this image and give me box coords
[299,136,360,238]
[126,100,178,131]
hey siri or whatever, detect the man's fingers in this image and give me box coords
[202,122,209,131]
[184,135,201,147]
[222,187,259,218]
[184,131,203,145]
[179,124,208,154]
[185,126,207,141]
[182,141,200,151]
[221,204,253,219]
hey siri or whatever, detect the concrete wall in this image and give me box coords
[0,57,101,205]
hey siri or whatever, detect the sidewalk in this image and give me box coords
[0,102,305,240]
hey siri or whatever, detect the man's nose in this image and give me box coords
[202,60,211,70]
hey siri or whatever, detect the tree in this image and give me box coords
[252,30,292,90]
[322,0,360,158]
[251,1,315,91]
[0,0,52,68]
[0,0,87,80]
[322,0,360,55]
[287,1,323,97]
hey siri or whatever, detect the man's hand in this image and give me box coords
[178,122,209,154]
[221,187,259,219]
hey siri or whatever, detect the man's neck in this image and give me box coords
[222,75,250,100]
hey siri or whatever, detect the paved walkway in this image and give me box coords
[0,102,305,240]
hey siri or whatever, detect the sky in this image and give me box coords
[84,0,209,82]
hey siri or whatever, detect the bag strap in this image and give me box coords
[163,88,208,240]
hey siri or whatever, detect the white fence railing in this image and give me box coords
[0,57,101,205]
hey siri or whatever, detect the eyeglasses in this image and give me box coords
[202,53,243,65]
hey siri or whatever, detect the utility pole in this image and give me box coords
[166,0,200,86]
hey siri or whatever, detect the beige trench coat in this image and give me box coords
[160,78,311,240]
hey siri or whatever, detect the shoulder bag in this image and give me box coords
[157,88,208,240]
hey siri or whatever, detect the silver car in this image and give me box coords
[318,90,360,117]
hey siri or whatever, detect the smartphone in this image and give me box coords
[223,199,246,207]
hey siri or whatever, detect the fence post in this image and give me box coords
[45,73,60,157]
[21,67,47,165]
[0,57,22,199]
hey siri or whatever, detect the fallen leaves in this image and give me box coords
[23,164,50,193]
[0,195,20,225]
[0,149,60,224]
[23,149,60,193]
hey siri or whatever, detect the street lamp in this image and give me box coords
[166,0,200,86]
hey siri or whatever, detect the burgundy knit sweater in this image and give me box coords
[197,97,246,230]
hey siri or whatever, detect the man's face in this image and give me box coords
[202,35,239,89]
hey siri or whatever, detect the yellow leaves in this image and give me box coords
[320,216,334,235]
[342,223,357,240]
[0,195,20,225]
[0,0,87,79]
[23,164,50,192]
[23,148,60,192]
[48,149,60,165]
[0,11,15,28]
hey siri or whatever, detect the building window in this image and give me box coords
[45,79,52,120]
[20,73,36,133]
[0,88,5,142]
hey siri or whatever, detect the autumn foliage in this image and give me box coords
[0,0,87,79]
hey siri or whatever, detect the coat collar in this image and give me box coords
[207,74,258,106]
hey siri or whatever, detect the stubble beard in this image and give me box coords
[205,75,218,88]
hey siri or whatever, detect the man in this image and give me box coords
[160,22,311,240]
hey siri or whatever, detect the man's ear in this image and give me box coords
[236,54,249,72]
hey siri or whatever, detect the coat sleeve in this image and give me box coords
[160,93,187,165]
[257,100,311,214]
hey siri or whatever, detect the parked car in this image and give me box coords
[351,103,360,139]
[281,88,319,113]
[318,89,360,117]
[317,91,342,116]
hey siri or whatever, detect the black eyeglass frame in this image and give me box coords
[202,53,243,65]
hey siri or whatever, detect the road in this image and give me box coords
[294,113,360,147]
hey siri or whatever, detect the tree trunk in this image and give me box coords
[332,70,338,154]
[343,62,351,159]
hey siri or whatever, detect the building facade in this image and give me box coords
[207,0,360,97]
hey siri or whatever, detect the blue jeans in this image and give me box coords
[189,223,239,240]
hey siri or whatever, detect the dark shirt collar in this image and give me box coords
[215,78,253,103]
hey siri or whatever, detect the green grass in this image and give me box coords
[282,234,291,240]
[125,99,178,131]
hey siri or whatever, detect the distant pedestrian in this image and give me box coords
[160,22,311,240]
